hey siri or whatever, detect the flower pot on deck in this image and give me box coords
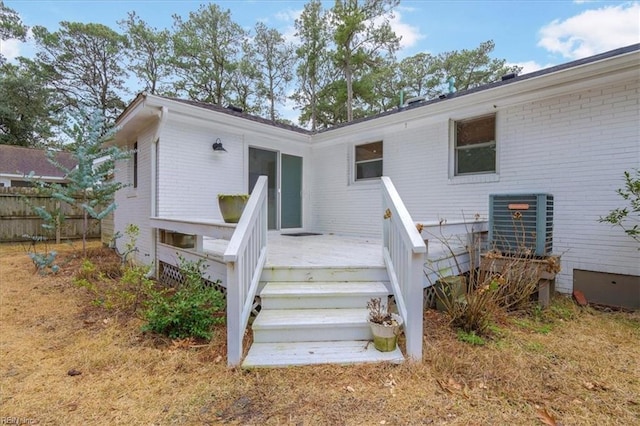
[369,313,403,352]
[217,194,249,223]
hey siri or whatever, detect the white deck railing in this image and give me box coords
[381,177,427,361]
[224,176,268,366]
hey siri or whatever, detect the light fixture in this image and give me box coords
[212,138,227,153]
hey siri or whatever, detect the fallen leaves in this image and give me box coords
[535,406,559,426]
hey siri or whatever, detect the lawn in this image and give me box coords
[1,241,638,425]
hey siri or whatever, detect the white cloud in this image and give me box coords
[389,10,424,51]
[538,2,640,59]
[0,38,23,62]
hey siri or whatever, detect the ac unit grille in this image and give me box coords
[489,193,553,256]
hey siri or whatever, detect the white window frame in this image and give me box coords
[449,114,499,184]
[353,140,383,183]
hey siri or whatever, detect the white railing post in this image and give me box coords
[381,176,426,362]
[224,176,268,367]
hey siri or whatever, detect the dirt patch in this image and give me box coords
[1,241,639,425]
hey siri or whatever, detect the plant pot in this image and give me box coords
[369,313,403,352]
[218,194,248,223]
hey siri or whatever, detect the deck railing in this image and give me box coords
[381,177,426,361]
[225,176,268,366]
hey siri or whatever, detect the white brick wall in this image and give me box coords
[114,125,154,265]
[310,79,640,292]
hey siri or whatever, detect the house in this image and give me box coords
[111,44,640,367]
[0,144,76,187]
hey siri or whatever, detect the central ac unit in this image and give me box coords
[489,193,553,256]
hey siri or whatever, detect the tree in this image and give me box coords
[293,0,333,130]
[331,0,400,122]
[0,58,61,147]
[253,22,295,122]
[119,11,172,95]
[398,52,440,99]
[27,110,130,256]
[435,40,522,93]
[0,0,28,64]
[599,169,640,247]
[32,22,129,123]
[228,43,261,114]
[170,4,245,105]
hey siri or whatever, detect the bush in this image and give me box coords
[142,257,225,340]
[74,258,152,313]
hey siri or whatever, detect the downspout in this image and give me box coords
[147,105,168,279]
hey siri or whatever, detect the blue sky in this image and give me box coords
[3,0,639,73]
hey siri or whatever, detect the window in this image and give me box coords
[354,141,383,181]
[133,142,138,188]
[454,114,496,175]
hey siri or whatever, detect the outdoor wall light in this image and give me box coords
[212,138,227,153]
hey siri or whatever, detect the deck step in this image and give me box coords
[260,281,388,309]
[260,266,389,283]
[242,340,404,368]
[252,308,372,343]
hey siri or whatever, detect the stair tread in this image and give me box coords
[253,308,370,329]
[261,281,388,297]
[242,340,404,368]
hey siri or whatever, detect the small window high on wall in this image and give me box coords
[355,141,383,181]
[454,114,496,175]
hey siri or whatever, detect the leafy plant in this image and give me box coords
[142,256,225,340]
[21,234,60,274]
[599,169,639,247]
[456,329,485,345]
[110,223,140,265]
[74,256,152,313]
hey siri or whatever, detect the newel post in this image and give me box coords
[226,261,241,366]
[406,250,424,361]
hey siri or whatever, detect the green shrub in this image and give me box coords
[74,258,152,313]
[142,257,225,340]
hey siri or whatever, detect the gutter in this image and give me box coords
[147,105,169,279]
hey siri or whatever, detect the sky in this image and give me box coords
[1,0,639,119]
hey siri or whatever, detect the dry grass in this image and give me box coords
[1,241,639,425]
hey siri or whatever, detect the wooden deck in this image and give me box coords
[204,232,384,268]
[197,229,483,289]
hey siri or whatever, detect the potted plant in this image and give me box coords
[217,194,249,223]
[367,297,403,352]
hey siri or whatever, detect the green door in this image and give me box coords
[281,154,302,229]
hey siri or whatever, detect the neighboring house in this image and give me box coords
[112,44,640,367]
[0,144,76,187]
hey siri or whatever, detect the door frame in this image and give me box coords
[247,146,303,231]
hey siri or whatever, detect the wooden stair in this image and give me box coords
[242,266,405,368]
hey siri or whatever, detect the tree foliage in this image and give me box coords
[599,169,640,246]
[253,22,295,122]
[32,21,129,122]
[27,110,130,256]
[435,40,522,92]
[119,11,172,95]
[0,0,28,64]
[293,0,333,130]
[0,58,61,147]
[332,0,401,122]
[170,3,245,105]
[2,1,526,142]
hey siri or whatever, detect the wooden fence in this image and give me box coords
[0,187,101,243]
